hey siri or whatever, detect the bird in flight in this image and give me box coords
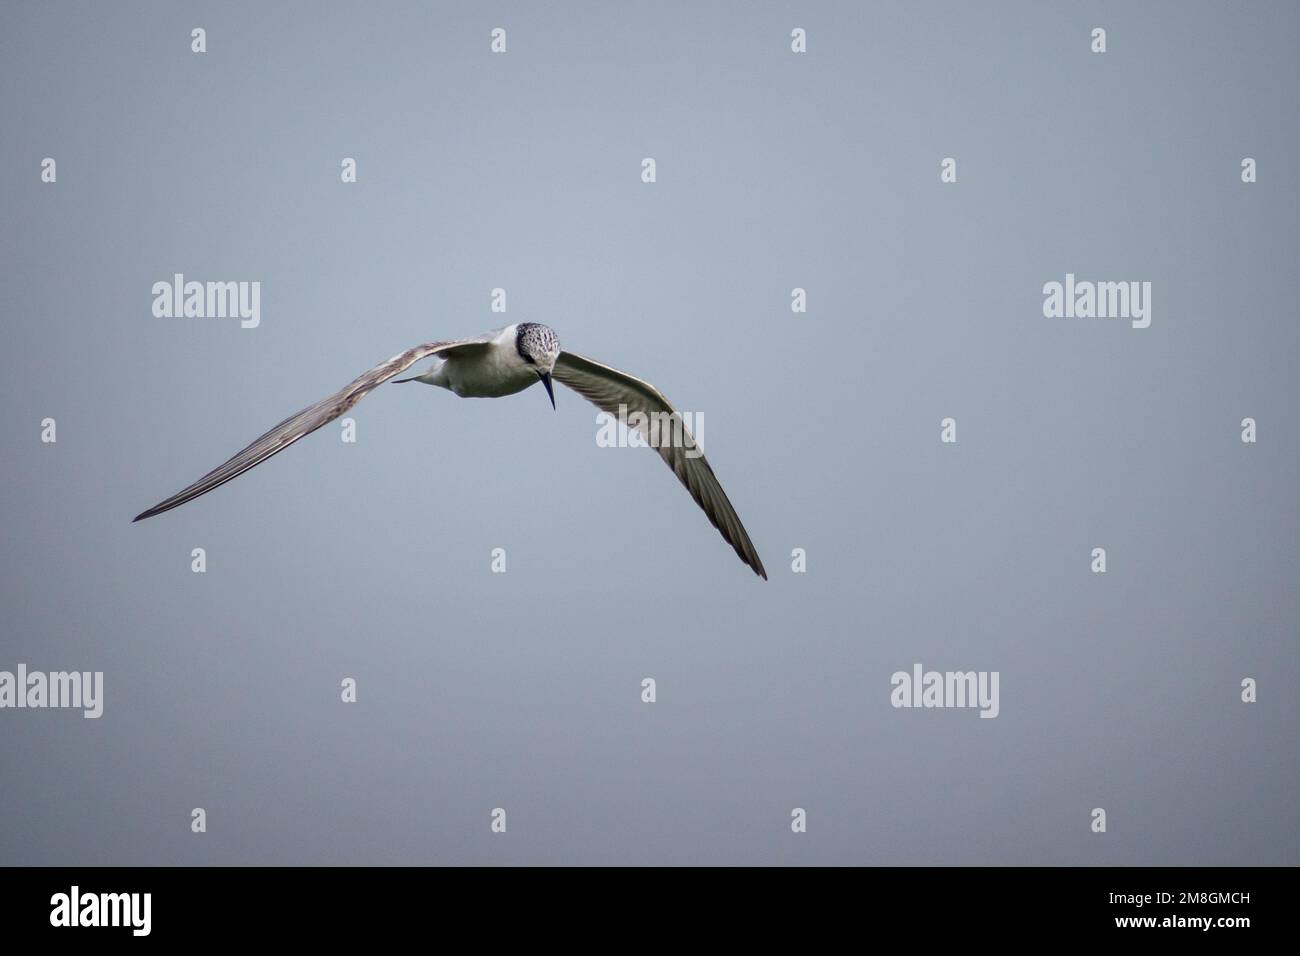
[133,323,767,578]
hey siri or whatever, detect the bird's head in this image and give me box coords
[515,323,561,409]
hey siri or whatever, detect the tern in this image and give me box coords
[133,323,767,578]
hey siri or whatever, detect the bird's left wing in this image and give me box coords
[552,350,767,579]
[132,338,490,522]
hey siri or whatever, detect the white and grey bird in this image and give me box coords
[133,323,766,578]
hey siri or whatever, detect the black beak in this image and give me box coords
[539,372,556,410]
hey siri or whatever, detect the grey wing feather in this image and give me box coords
[552,350,767,579]
[132,339,488,522]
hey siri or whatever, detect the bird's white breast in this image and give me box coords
[437,328,536,398]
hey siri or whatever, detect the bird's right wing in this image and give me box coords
[552,350,767,579]
[133,338,490,522]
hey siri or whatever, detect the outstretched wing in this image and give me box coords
[551,350,766,579]
[132,339,489,522]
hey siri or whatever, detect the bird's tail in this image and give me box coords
[394,359,443,386]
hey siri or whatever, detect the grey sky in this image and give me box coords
[0,1,1296,865]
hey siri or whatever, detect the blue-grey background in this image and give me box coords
[1,1,1296,865]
